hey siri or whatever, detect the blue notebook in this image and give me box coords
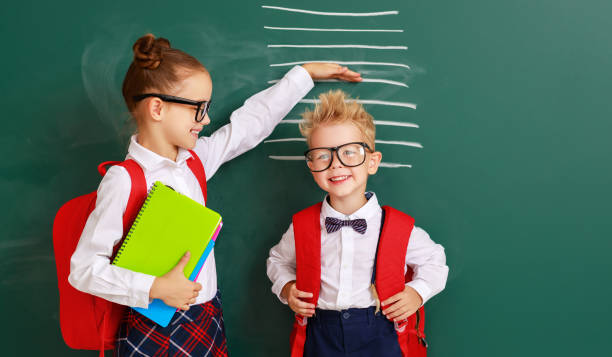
[133,225,221,327]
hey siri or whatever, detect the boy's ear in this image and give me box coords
[147,98,164,122]
[367,151,382,175]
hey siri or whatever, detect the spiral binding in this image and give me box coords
[112,182,160,265]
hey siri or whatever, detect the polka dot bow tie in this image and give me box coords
[324,217,367,234]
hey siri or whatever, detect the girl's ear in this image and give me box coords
[367,151,382,175]
[147,98,164,122]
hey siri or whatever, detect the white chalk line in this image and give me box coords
[270,60,410,70]
[379,162,413,168]
[376,140,423,148]
[299,99,417,109]
[268,155,412,168]
[264,26,403,32]
[264,138,422,148]
[374,120,419,128]
[279,119,419,129]
[267,78,408,88]
[261,6,398,17]
[264,138,306,143]
[268,44,407,50]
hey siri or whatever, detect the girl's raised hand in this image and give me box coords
[302,63,362,82]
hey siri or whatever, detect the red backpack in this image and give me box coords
[289,203,428,357]
[53,151,207,356]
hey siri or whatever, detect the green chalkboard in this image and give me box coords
[1,0,611,356]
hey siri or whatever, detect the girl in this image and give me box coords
[68,33,361,356]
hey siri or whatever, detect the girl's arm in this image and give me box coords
[194,65,313,179]
[404,227,449,305]
[193,64,361,180]
[68,166,155,308]
[266,223,298,305]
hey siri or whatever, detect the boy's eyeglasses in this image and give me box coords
[132,93,211,123]
[304,142,373,172]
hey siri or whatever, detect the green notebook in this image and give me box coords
[112,181,222,326]
[113,181,221,276]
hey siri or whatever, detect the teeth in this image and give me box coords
[330,176,348,182]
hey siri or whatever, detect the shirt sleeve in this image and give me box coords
[68,166,156,308]
[266,223,298,305]
[194,65,314,180]
[404,226,449,306]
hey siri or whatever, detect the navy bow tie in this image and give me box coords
[325,217,367,234]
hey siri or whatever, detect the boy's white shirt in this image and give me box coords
[69,66,314,308]
[266,193,449,310]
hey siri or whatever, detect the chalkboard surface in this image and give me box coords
[1,1,611,356]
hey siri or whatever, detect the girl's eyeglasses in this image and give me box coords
[304,142,373,172]
[133,93,211,123]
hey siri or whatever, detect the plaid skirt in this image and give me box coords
[115,291,228,357]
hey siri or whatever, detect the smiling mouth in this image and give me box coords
[190,129,201,137]
[329,175,350,183]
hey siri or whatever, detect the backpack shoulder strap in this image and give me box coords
[96,160,147,257]
[116,160,147,232]
[292,202,323,308]
[186,150,207,202]
[94,159,147,355]
[375,206,415,302]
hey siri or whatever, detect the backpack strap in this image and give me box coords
[187,150,207,202]
[289,202,323,357]
[375,206,414,301]
[293,202,323,308]
[95,160,147,356]
[117,160,147,233]
[377,206,428,355]
[96,160,147,258]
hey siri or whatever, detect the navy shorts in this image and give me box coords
[303,306,402,357]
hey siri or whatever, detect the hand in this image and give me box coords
[150,251,202,311]
[281,281,315,317]
[381,286,423,322]
[302,63,362,82]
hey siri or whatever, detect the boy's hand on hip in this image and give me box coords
[381,286,423,322]
[302,63,362,82]
[281,281,315,317]
[150,251,202,311]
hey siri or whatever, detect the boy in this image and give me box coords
[266,90,449,357]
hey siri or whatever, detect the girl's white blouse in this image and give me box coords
[69,66,314,308]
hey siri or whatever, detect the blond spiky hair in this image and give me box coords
[299,90,375,149]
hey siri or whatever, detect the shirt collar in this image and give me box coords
[321,192,381,221]
[126,134,193,170]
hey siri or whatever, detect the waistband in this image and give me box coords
[311,306,380,325]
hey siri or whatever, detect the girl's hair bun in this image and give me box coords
[132,33,171,70]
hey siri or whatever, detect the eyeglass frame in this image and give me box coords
[132,93,211,123]
[304,141,373,172]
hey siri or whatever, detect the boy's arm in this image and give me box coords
[194,65,314,180]
[404,226,449,306]
[266,223,298,304]
[68,166,155,308]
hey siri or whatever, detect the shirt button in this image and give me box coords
[342,312,350,319]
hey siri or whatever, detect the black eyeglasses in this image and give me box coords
[132,93,211,123]
[304,142,373,172]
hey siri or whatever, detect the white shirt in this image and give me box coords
[69,65,314,308]
[266,193,449,310]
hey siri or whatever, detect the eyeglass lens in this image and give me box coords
[196,101,211,122]
[306,143,366,171]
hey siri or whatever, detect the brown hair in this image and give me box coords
[122,33,207,112]
[299,90,376,149]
